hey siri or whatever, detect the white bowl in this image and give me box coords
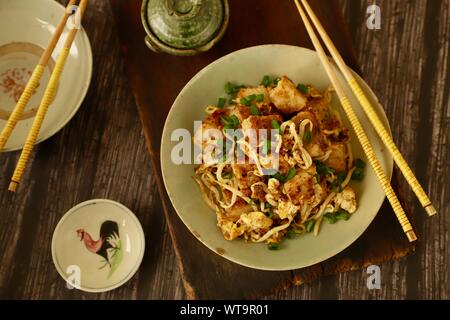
[161,45,393,271]
[0,0,92,151]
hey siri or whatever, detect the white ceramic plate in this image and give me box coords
[52,199,145,293]
[161,45,393,271]
[0,0,92,151]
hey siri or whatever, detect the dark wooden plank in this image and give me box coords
[329,0,449,301]
[0,0,447,300]
[269,0,450,300]
[0,0,184,299]
[109,0,417,300]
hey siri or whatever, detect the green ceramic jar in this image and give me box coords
[141,0,229,56]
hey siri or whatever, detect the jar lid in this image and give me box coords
[143,0,227,51]
[51,199,145,292]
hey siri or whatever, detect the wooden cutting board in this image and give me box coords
[109,0,415,299]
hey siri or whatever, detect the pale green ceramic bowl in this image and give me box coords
[161,45,393,271]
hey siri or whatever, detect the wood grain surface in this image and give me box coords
[0,0,184,299]
[0,0,448,300]
[109,0,420,300]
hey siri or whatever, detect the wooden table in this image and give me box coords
[0,0,448,300]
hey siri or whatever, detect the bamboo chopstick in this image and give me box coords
[0,0,78,152]
[294,0,417,242]
[8,0,89,193]
[299,0,436,217]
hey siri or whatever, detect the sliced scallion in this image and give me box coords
[306,220,316,233]
[302,129,312,143]
[217,97,226,109]
[297,83,309,94]
[335,209,351,221]
[250,104,260,115]
[323,213,337,224]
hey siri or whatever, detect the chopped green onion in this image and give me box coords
[286,229,297,239]
[272,168,297,183]
[225,82,245,95]
[315,173,321,184]
[268,243,280,250]
[216,139,224,150]
[332,172,347,193]
[265,202,271,209]
[272,172,286,182]
[271,119,281,132]
[266,211,273,219]
[352,159,366,181]
[261,75,280,87]
[337,172,346,182]
[240,97,250,106]
[261,75,272,87]
[240,97,249,106]
[323,213,337,224]
[351,168,365,181]
[285,168,297,181]
[240,94,257,106]
[262,139,271,155]
[335,209,351,221]
[302,129,312,143]
[221,115,240,130]
[297,83,309,94]
[225,82,236,95]
[256,94,265,102]
[306,220,316,233]
[250,104,260,116]
[355,158,366,169]
[332,180,343,193]
[225,82,233,94]
[314,160,336,179]
[217,97,226,109]
[222,172,233,179]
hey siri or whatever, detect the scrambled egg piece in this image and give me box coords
[240,212,273,230]
[334,186,357,213]
[269,76,307,115]
[277,199,300,220]
[217,212,273,241]
[267,178,280,196]
[217,220,241,241]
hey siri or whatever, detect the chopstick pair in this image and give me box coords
[0,0,88,192]
[294,0,436,242]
